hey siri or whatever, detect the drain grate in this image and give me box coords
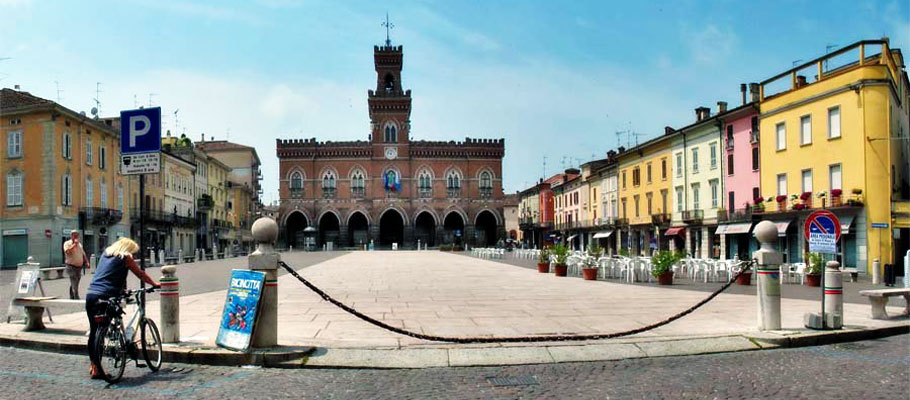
[486,375,539,387]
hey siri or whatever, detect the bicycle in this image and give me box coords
[91,286,162,383]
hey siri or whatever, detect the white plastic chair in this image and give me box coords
[792,263,807,285]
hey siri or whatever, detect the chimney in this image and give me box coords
[717,101,728,114]
[618,146,626,153]
[740,83,747,105]
[695,107,710,121]
[749,83,760,103]
[796,75,807,87]
[14,84,20,91]
[200,133,204,142]
[664,126,675,135]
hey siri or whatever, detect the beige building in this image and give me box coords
[1,88,132,268]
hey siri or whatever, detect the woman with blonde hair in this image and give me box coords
[85,237,159,379]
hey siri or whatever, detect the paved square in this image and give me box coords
[3,251,906,349]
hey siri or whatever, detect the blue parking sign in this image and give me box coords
[120,107,161,154]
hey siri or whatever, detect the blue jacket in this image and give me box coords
[87,254,129,298]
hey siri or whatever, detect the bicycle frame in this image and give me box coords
[99,289,151,358]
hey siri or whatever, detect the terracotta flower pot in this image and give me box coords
[554,264,568,277]
[805,274,821,287]
[582,267,598,280]
[657,271,673,285]
[736,272,752,285]
[537,262,550,273]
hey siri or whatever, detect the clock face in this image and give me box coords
[384,147,398,160]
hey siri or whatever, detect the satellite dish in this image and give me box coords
[90,107,98,116]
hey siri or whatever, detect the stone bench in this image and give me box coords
[39,267,67,280]
[12,297,84,331]
[859,288,910,319]
[842,267,859,282]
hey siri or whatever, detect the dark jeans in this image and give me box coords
[85,293,107,365]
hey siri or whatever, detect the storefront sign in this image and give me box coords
[2,229,27,236]
[216,269,266,351]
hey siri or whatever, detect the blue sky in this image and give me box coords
[1,0,907,202]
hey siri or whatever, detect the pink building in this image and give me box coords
[719,89,760,259]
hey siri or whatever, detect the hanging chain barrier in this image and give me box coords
[278,259,755,344]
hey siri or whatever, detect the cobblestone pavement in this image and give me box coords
[0,251,344,321]
[1,334,906,399]
[479,251,904,305]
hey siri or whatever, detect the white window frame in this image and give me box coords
[828,106,841,139]
[86,138,93,165]
[100,180,108,208]
[479,171,492,189]
[710,143,717,169]
[321,171,336,189]
[6,170,22,206]
[289,171,303,190]
[675,153,683,177]
[351,170,365,190]
[691,148,699,173]
[801,169,813,194]
[447,172,461,189]
[7,130,22,158]
[777,173,787,197]
[710,180,718,208]
[800,115,812,145]
[692,184,700,210]
[829,164,842,191]
[776,122,786,151]
[676,187,683,213]
[86,177,93,206]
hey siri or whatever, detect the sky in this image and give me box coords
[1,0,907,203]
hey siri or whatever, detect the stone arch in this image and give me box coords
[347,210,370,247]
[442,208,467,246]
[474,209,500,247]
[378,205,409,226]
[284,210,310,249]
[378,207,406,247]
[413,209,437,247]
[346,208,372,226]
[317,209,341,247]
[412,208,439,225]
[286,167,305,182]
[473,207,503,226]
[347,164,368,180]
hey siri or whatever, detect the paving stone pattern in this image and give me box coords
[0,334,907,399]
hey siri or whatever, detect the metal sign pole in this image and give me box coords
[139,174,146,290]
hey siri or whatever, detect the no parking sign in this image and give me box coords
[804,210,841,254]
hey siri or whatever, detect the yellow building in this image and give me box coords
[1,88,131,267]
[617,135,674,256]
[758,38,910,273]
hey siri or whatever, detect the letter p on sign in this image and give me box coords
[120,107,161,155]
[129,115,150,147]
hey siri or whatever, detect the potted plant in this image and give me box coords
[550,244,569,277]
[831,189,843,206]
[537,247,551,273]
[805,252,824,286]
[753,197,765,213]
[582,244,603,280]
[847,188,864,206]
[651,250,684,285]
[800,191,812,208]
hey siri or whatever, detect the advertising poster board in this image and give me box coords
[5,262,41,323]
[216,269,266,351]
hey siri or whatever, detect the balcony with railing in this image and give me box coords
[447,186,461,198]
[418,187,433,198]
[197,194,214,211]
[80,207,123,225]
[753,190,864,215]
[351,187,365,198]
[681,210,704,224]
[289,188,305,199]
[322,187,337,199]
[749,130,760,144]
[212,219,232,231]
[651,213,671,226]
[479,186,493,199]
[615,217,629,226]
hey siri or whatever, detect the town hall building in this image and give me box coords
[276,41,506,249]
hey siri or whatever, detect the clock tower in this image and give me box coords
[368,44,411,160]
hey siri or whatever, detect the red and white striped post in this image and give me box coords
[752,221,782,330]
[159,265,180,343]
[824,261,843,328]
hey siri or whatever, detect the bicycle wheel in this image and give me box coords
[94,323,127,383]
[140,318,163,371]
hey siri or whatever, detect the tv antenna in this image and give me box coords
[148,93,156,107]
[92,82,102,118]
[173,108,180,134]
[824,43,838,71]
[542,155,547,179]
[615,126,645,148]
[54,81,63,103]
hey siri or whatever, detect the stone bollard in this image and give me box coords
[196,249,202,262]
[824,261,844,328]
[149,249,155,266]
[159,265,180,343]
[752,221,782,331]
[872,258,881,285]
[249,217,279,347]
[904,250,910,289]
[158,249,165,267]
[177,249,183,264]
[417,239,421,251]
[89,254,97,274]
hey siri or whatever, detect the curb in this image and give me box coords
[746,324,909,348]
[0,335,314,367]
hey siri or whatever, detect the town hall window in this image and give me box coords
[351,170,365,190]
[447,171,461,189]
[418,171,432,191]
[290,171,303,190]
[384,122,397,142]
[322,171,336,189]
[479,171,492,189]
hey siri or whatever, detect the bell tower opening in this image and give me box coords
[367,27,412,149]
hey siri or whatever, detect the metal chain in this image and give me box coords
[278,259,755,344]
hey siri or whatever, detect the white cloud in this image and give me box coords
[130,0,265,26]
[681,24,738,66]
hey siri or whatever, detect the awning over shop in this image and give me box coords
[772,220,791,237]
[665,227,685,236]
[567,235,577,241]
[592,230,614,239]
[716,222,754,235]
[839,214,855,234]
